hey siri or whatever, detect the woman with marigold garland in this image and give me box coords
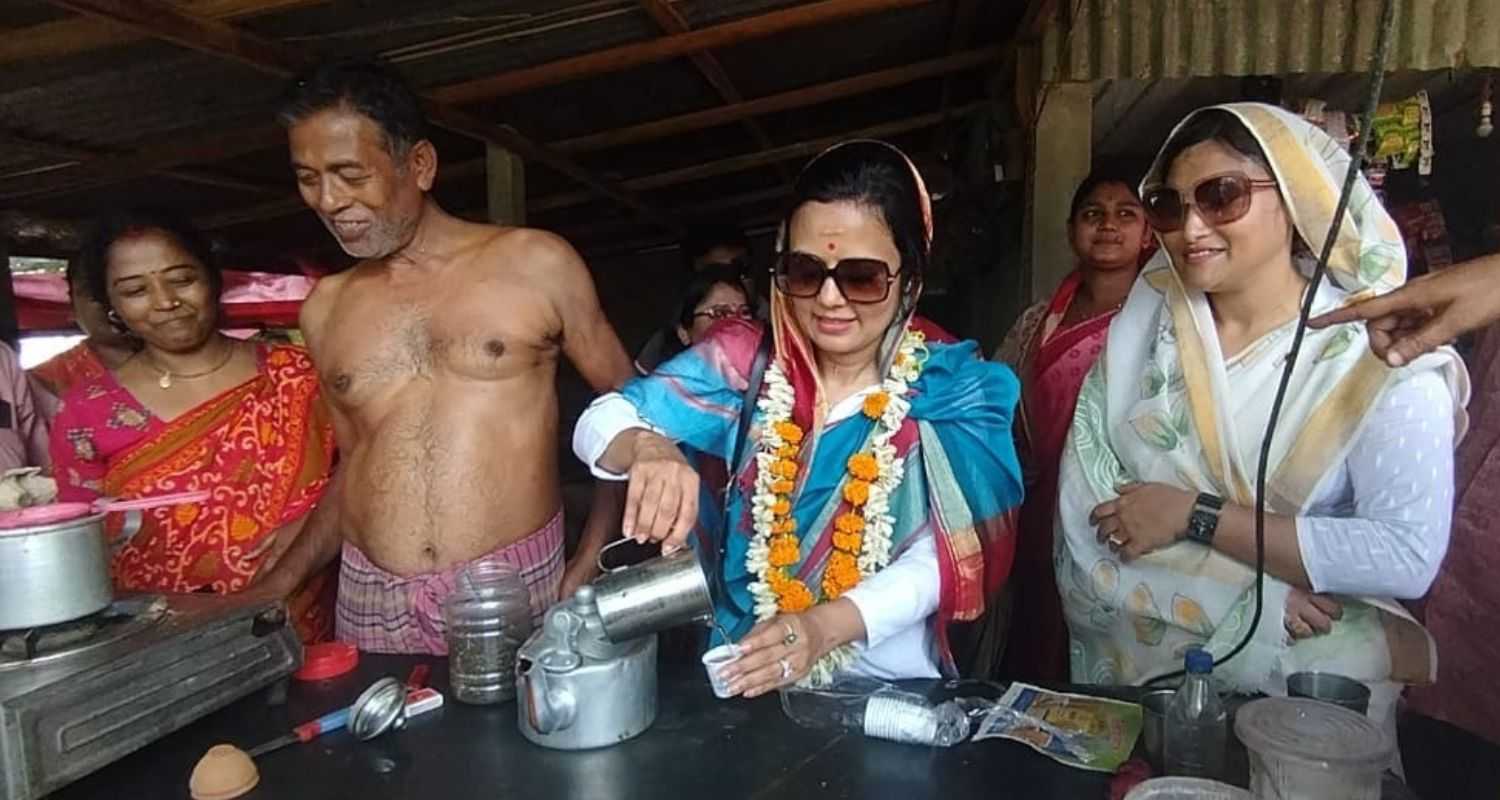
[573,141,1023,696]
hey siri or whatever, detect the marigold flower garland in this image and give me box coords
[744,329,927,685]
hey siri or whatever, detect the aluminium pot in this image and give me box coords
[0,511,113,630]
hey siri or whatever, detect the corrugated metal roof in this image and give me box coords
[1043,0,1500,82]
[0,0,997,259]
[0,49,280,152]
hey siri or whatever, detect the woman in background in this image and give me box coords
[49,207,336,641]
[989,163,1151,681]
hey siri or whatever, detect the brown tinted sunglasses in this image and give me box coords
[773,252,897,304]
[1142,172,1279,232]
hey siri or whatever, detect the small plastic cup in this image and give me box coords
[702,644,742,698]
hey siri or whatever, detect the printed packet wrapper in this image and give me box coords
[970,682,1142,772]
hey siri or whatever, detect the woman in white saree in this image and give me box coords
[1054,103,1469,742]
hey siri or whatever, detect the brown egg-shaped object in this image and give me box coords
[188,743,260,800]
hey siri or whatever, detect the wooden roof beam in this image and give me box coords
[432,0,939,105]
[43,0,679,231]
[534,101,989,213]
[550,185,791,242]
[0,129,280,195]
[194,52,1001,231]
[555,46,1002,153]
[633,0,792,187]
[0,122,284,203]
[0,0,329,66]
[10,1,958,206]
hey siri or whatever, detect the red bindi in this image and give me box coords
[826,242,837,252]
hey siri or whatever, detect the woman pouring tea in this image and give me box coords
[573,140,1023,696]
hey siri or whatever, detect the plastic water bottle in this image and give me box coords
[780,680,970,746]
[1164,647,1227,779]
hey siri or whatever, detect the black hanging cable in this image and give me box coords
[1144,0,1399,686]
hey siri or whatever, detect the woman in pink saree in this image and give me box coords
[991,164,1151,681]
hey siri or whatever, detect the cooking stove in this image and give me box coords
[0,593,302,800]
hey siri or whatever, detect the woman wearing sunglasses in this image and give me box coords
[574,140,1022,695]
[1053,104,1468,745]
[988,163,1151,683]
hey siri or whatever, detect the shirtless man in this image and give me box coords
[252,60,631,653]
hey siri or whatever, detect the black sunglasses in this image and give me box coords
[773,252,897,304]
[1141,172,1279,232]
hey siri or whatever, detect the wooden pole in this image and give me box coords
[0,242,15,349]
[486,146,526,226]
[1027,82,1090,302]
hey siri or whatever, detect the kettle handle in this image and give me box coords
[522,662,577,734]
[596,537,648,574]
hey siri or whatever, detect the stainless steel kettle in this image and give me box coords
[516,584,658,750]
[516,542,714,750]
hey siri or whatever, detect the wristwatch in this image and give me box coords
[1186,493,1223,546]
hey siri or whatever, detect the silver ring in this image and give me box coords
[1107,535,1124,548]
[782,623,798,647]
[779,657,792,680]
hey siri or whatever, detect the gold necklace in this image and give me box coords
[143,341,237,389]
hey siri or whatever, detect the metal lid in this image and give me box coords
[348,677,408,740]
[1234,697,1390,768]
[0,508,104,535]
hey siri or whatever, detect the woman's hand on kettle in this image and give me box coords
[720,601,861,698]
[622,431,699,553]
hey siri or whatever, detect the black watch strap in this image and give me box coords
[1186,492,1223,546]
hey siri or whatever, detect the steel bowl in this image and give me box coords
[1286,671,1371,716]
[0,512,112,630]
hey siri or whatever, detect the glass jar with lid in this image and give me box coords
[443,561,533,704]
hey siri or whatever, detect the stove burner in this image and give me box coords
[0,596,167,669]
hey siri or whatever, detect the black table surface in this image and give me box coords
[52,654,1126,800]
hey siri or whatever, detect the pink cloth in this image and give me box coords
[12,271,315,305]
[1408,324,1500,745]
[335,510,565,655]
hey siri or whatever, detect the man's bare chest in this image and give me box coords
[317,291,555,403]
